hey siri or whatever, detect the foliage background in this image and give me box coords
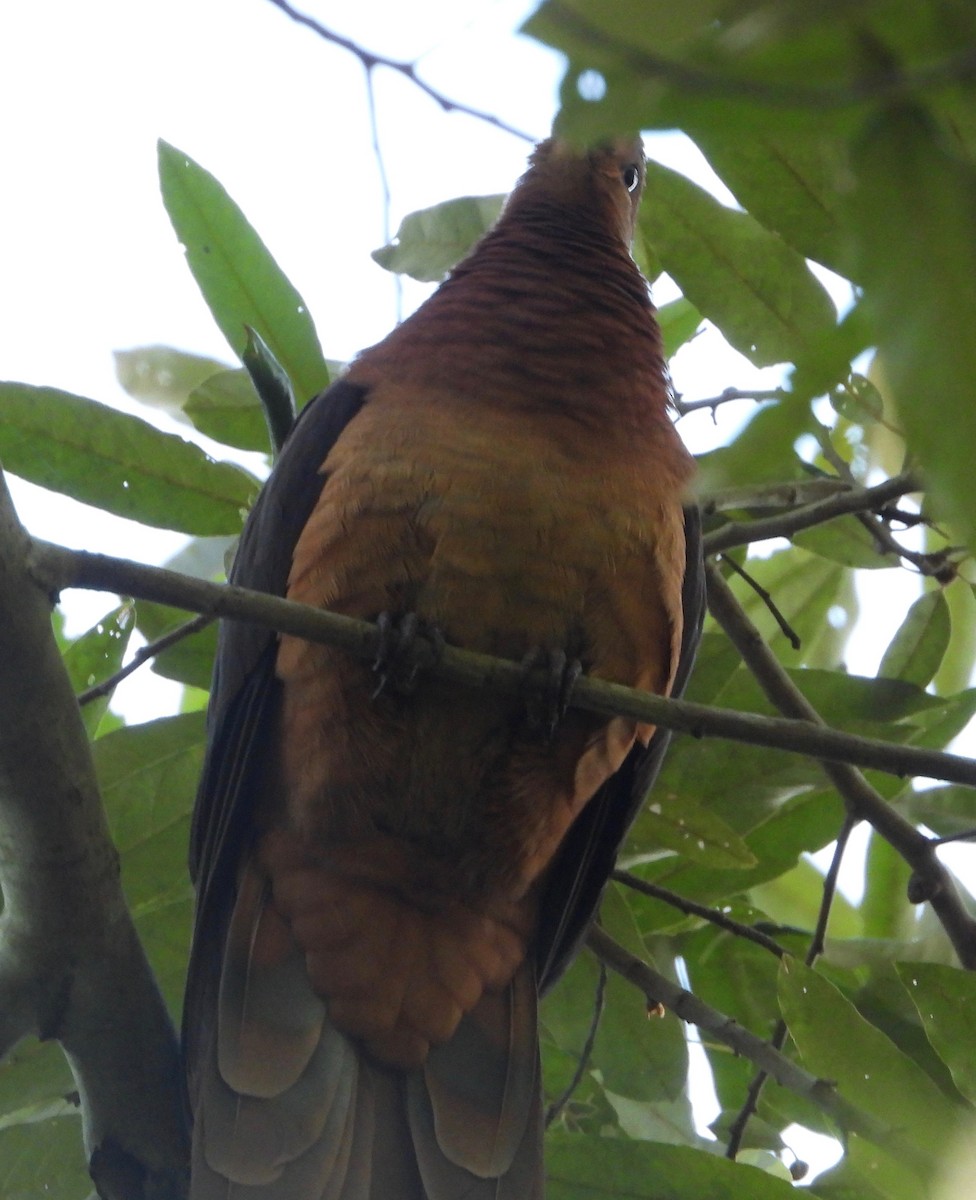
[2,1,976,1198]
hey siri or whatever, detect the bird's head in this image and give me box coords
[511,135,646,247]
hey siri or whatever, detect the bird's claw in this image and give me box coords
[372,612,445,698]
[520,646,583,739]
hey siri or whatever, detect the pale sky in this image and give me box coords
[0,0,763,611]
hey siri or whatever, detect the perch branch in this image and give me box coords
[27,540,976,790]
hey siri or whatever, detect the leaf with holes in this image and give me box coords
[158,140,330,405]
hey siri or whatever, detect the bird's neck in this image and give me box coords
[359,206,674,438]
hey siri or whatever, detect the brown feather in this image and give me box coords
[187,135,699,1199]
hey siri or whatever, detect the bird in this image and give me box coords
[184,133,704,1199]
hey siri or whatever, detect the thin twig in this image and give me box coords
[611,870,789,959]
[720,555,801,650]
[808,815,857,964]
[674,387,783,418]
[361,59,403,326]
[265,0,533,141]
[856,510,959,580]
[76,614,213,706]
[810,420,854,482]
[585,926,929,1171]
[705,563,976,969]
[544,1,976,110]
[27,539,976,790]
[724,815,856,1159]
[545,960,607,1128]
[703,472,920,555]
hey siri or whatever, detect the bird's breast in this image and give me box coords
[271,383,688,903]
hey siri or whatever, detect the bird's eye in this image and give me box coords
[622,163,641,193]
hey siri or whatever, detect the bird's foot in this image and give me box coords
[520,646,582,739]
[372,611,445,698]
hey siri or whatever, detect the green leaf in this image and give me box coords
[632,793,757,869]
[722,666,943,727]
[604,1092,701,1148]
[0,1115,89,1200]
[878,590,951,689]
[811,1131,930,1200]
[134,600,218,691]
[372,194,505,282]
[778,958,963,1167]
[901,783,976,839]
[899,687,976,755]
[751,856,860,938]
[658,296,701,359]
[724,545,846,662]
[525,0,811,142]
[591,887,689,1101]
[633,789,846,925]
[94,714,205,1013]
[679,922,786,1045]
[158,139,330,404]
[61,603,134,736]
[849,105,976,551]
[933,580,976,696]
[184,368,269,453]
[898,962,976,1106]
[0,383,257,534]
[695,399,813,492]
[547,1135,799,1198]
[860,832,913,941]
[828,370,886,428]
[0,1039,76,1126]
[95,712,204,898]
[793,516,891,569]
[687,125,847,272]
[114,344,232,416]
[641,161,836,367]
[680,631,744,706]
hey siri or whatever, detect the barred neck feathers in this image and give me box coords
[354,137,673,436]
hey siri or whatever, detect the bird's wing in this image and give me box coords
[184,378,368,1089]
[536,505,705,990]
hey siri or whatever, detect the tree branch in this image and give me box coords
[77,613,212,707]
[27,539,976,790]
[706,562,976,968]
[586,926,929,1172]
[0,477,188,1198]
[265,0,534,141]
[610,870,789,959]
[545,960,607,1128]
[674,386,783,418]
[702,472,921,555]
[724,814,857,1160]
